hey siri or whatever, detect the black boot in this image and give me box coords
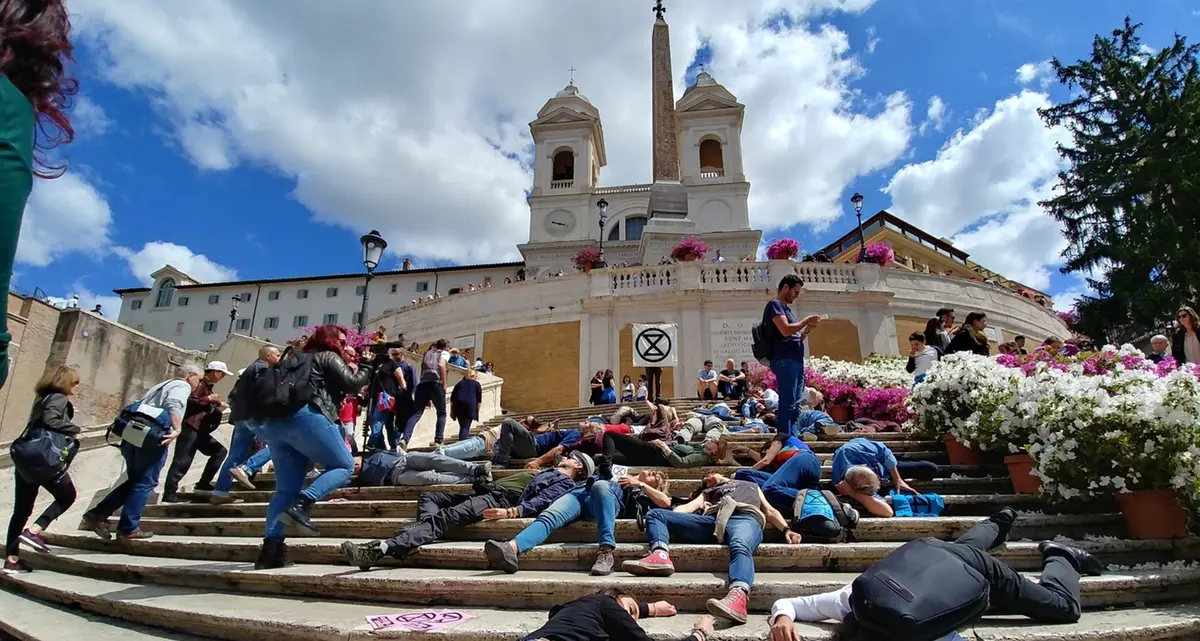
[280,496,318,534]
[1039,541,1105,576]
[986,507,1019,547]
[254,538,294,570]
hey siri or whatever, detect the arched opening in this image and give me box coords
[154,278,175,308]
[608,224,620,241]
[699,139,724,177]
[625,216,647,241]
[551,150,575,183]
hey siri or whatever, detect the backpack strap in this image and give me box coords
[821,489,849,530]
[791,488,808,523]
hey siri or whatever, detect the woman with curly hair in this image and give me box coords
[0,0,76,391]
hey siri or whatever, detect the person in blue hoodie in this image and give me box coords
[830,437,938,518]
[491,418,582,466]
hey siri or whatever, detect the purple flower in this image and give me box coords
[670,236,709,260]
[856,241,895,266]
[765,238,801,261]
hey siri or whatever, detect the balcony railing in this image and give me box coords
[605,261,858,295]
[550,179,574,189]
[699,168,725,179]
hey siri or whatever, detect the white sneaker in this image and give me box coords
[821,422,842,436]
[800,432,818,442]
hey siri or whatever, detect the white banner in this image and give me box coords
[632,323,678,367]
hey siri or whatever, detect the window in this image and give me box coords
[625,216,647,241]
[293,315,308,328]
[174,322,184,335]
[356,285,366,296]
[131,300,143,310]
[326,287,338,298]
[698,138,724,174]
[323,313,339,324]
[208,294,220,305]
[297,289,309,299]
[203,320,218,333]
[154,279,175,308]
[390,283,398,294]
[551,149,574,181]
[236,318,251,331]
[448,287,462,295]
[241,292,252,302]
[416,281,429,293]
[177,296,189,307]
[352,312,362,326]
[608,224,620,241]
[264,316,279,330]
[268,290,280,301]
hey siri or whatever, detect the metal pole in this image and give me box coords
[598,218,605,267]
[856,210,866,262]
[358,272,373,332]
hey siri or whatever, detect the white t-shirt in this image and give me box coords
[762,388,779,409]
[771,586,965,641]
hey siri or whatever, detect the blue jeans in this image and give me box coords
[796,409,836,437]
[740,400,758,418]
[734,450,822,513]
[435,437,488,460]
[645,509,762,591]
[403,381,447,444]
[260,405,355,539]
[512,481,619,552]
[213,420,270,496]
[913,373,927,388]
[86,442,169,535]
[695,403,737,420]
[770,357,804,438]
[367,404,395,450]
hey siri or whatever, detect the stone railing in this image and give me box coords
[550,179,574,190]
[700,168,725,179]
[604,261,857,296]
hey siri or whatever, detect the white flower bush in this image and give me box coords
[808,354,911,390]
[909,353,1024,449]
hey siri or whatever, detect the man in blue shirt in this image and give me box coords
[491,417,582,466]
[763,275,821,438]
[831,437,939,517]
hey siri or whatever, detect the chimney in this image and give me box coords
[402,257,412,271]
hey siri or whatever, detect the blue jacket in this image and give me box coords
[534,429,582,454]
[515,469,579,517]
[831,437,897,485]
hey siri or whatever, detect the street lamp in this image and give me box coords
[596,198,609,268]
[228,294,241,336]
[851,192,865,261]
[358,230,387,332]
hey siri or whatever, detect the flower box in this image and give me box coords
[943,434,984,466]
[670,236,708,261]
[1003,453,1041,494]
[1115,489,1191,539]
[765,238,801,261]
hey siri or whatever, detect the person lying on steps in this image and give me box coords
[733,448,851,542]
[484,464,672,576]
[491,417,576,467]
[830,436,938,518]
[520,421,630,470]
[766,508,1103,641]
[751,433,812,472]
[341,452,592,570]
[357,448,493,487]
[601,430,726,468]
[520,588,715,641]
[623,471,803,625]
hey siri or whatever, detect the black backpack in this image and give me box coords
[849,539,989,641]
[751,321,774,365]
[792,488,858,543]
[246,349,317,420]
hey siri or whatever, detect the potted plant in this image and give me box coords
[670,236,708,262]
[1056,309,1080,327]
[573,247,601,272]
[908,353,1013,466]
[822,382,860,423]
[855,241,894,267]
[765,238,801,261]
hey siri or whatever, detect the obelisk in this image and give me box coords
[647,0,689,221]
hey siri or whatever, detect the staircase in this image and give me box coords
[2,399,1199,639]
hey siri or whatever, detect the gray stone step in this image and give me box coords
[5,568,1200,640]
[0,585,208,641]
[44,532,1200,574]
[408,438,945,454]
[21,549,1200,613]
[129,513,1129,543]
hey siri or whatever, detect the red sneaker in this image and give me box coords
[707,587,749,624]
[620,549,675,577]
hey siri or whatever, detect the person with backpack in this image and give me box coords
[83,364,200,542]
[366,347,410,451]
[341,452,591,570]
[210,346,281,505]
[5,366,82,575]
[733,448,856,543]
[400,339,451,448]
[767,508,1102,641]
[251,324,375,569]
[761,275,821,439]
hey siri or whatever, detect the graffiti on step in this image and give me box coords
[366,609,475,632]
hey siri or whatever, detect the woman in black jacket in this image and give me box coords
[946,312,991,357]
[522,588,714,641]
[1172,306,1200,365]
[449,367,483,441]
[5,366,81,575]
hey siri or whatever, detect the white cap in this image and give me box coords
[205,360,234,376]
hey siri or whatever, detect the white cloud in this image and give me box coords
[1051,286,1087,312]
[115,241,238,286]
[72,96,113,137]
[885,90,1069,290]
[70,0,905,261]
[865,26,879,54]
[918,96,946,135]
[16,172,113,266]
[1015,60,1053,88]
[47,281,121,319]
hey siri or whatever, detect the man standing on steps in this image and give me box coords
[764,275,821,439]
[340,451,593,570]
[162,361,234,503]
[211,346,281,505]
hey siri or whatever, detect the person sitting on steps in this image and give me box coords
[766,508,1103,641]
[341,452,593,570]
[831,437,938,518]
[521,588,714,641]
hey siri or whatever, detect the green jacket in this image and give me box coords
[666,443,712,468]
[0,76,35,391]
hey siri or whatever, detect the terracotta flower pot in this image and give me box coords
[1003,453,1041,494]
[1116,488,1191,540]
[828,403,852,424]
[680,252,699,262]
[942,434,984,466]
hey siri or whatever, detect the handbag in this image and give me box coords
[9,427,78,483]
[107,380,176,449]
[376,391,396,413]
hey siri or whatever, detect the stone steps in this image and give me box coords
[409,438,945,454]
[4,570,1200,640]
[43,533,1200,573]
[0,585,210,641]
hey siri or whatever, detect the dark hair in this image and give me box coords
[777,274,803,291]
[303,324,347,353]
[923,318,942,345]
[964,312,987,326]
[704,359,713,366]
[595,587,630,600]
[0,0,77,178]
[1014,334,1026,341]
[434,338,450,350]
[909,332,926,343]
[935,307,955,318]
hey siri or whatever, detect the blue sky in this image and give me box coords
[15,0,1196,315]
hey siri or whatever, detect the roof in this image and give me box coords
[113,260,526,295]
[817,210,969,261]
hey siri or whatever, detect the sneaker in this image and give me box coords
[193,482,215,493]
[590,548,615,576]
[17,529,50,554]
[820,422,841,436]
[160,494,184,504]
[476,461,493,482]
[800,432,818,442]
[1039,541,1105,576]
[341,540,384,571]
[706,587,749,624]
[209,494,244,506]
[82,514,112,542]
[2,559,32,575]
[621,549,675,577]
[483,539,519,574]
[118,530,154,541]
[398,440,409,452]
[230,466,257,490]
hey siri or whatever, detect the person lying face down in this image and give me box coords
[521,588,715,641]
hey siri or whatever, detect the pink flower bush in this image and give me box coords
[290,327,374,350]
[670,236,709,261]
[573,247,601,270]
[765,238,801,261]
[1056,309,1079,326]
[746,363,777,391]
[998,344,1189,379]
[856,241,894,266]
[855,387,913,424]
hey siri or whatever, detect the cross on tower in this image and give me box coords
[653,0,666,20]
[567,66,577,84]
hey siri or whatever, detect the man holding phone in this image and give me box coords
[764,275,821,439]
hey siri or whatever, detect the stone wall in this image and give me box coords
[894,315,929,354]
[807,318,862,363]
[0,294,61,442]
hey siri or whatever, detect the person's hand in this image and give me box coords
[482,508,510,520]
[652,440,672,454]
[617,476,641,488]
[770,615,799,641]
[785,530,803,545]
[160,429,181,446]
[207,393,220,402]
[802,314,821,326]
[523,460,541,471]
[220,402,229,411]
[909,345,919,356]
[896,479,917,495]
[692,615,716,638]
[649,601,677,617]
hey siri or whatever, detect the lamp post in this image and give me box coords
[358,230,387,332]
[227,294,241,336]
[596,198,609,268]
[851,192,865,261]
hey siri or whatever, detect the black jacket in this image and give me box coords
[946,328,990,357]
[228,359,268,423]
[1172,330,1193,365]
[29,393,81,436]
[522,594,693,641]
[309,351,374,425]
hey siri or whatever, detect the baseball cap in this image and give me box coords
[205,361,234,376]
[569,451,596,478]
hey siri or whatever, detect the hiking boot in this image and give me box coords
[209,494,244,505]
[254,538,294,570]
[230,466,257,490]
[82,514,112,542]
[484,539,519,574]
[590,548,615,576]
[279,496,318,534]
[160,493,184,504]
[1039,541,1104,576]
[621,549,675,577]
[118,530,154,541]
[2,559,32,575]
[476,461,493,482]
[706,587,749,624]
[18,529,50,554]
[341,540,384,571]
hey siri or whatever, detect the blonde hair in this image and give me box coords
[35,365,79,397]
[844,466,881,495]
[463,367,477,380]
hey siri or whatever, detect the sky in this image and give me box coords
[14,0,1196,318]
